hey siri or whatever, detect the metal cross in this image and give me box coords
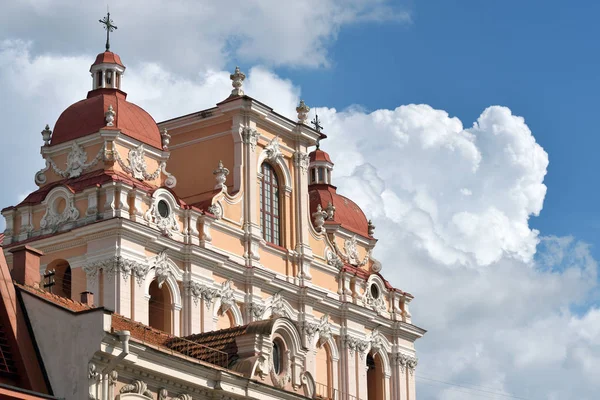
[311,113,323,133]
[99,12,118,51]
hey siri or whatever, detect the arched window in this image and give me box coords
[260,163,281,245]
[315,343,334,399]
[148,280,173,334]
[367,353,385,400]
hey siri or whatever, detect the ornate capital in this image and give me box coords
[293,151,309,173]
[241,126,259,152]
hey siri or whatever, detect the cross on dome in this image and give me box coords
[99,11,118,51]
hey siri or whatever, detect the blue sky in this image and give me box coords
[2,1,600,398]
[279,0,600,257]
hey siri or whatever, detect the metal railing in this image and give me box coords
[315,382,361,400]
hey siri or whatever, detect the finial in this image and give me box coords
[213,160,230,191]
[41,124,52,146]
[296,100,310,124]
[161,129,171,151]
[105,104,116,126]
[368,220,376,236]
[325,201,335,220]
[230,66,246,96]
[312,204,328,233]
[99,11,118,52]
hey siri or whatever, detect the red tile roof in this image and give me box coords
[91,51,124,68]
[50,88,161,149]
[15,284,93,313]
[13,169,156,210]
[309,184,371,238]
[309,149,332,163]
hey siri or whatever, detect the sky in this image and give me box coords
[1,1,600,399]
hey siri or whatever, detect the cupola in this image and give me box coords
[90,12,124,91]
[308,148,334,185]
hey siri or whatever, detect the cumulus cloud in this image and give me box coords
[0,0,410,72]
[1,34,599,400]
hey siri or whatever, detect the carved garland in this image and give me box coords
[332,235,371,267]
[114,144,177,188]
[83,256,149,286]
[35,142,106,185]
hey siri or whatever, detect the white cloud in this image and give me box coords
[0,0,409,72]
[1,33,599,400]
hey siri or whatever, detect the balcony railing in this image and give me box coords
[315,382,361,400]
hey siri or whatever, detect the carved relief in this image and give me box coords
[152,251,171,289]
[114,144,177,188]
[362,284,387,314]
[119,380,153,398]
[293,151,309,173]
[40,195,79,232]
[395,353,418,375]
[325,247,343,269]
[241,126,259,152]
[333,235,371,267]
[344,335,370,358]
[207,203,223,219]
[35,142,105,184]
[265,136,283,162]
[270,292,286,318]
[219,280,235,313]
[144,197,179,237]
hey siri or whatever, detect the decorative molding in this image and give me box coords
[35,141,105,184]
[105,104,116,126]
[83,256,149,285]
[207,202,223,220]
[344,335,369,358]
[325,201,335,221]
[363,284,387,314]
[293,151,309,173]
[40,193,79,232]
[161,128,171,151]
[269,348,292,389]
[114,144,177,188]
[296,100,310,124]
[230,66,245,96]
[303,314,332,345]
[395,353,418,375]
[264,136,283,162]
[152,251,171,289]
[324,246,343,270]
[158,388,168,400]
[368,219,376,236]
[270,292,286,318]
[333,235,371,267]
[248,302,265,320]
[213,160,229,191]
[184,280,218,309]
[144,197,179,237]
[369,327,384,353]
[312,204,328,232]
[219,280,235,313]
[119,380,153,398]
[241,126,259,152]
[176,395,192,400]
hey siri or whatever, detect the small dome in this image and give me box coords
[91,51,125,68]
[309,185,371,237]
[309,149,332,163]
[50,89,162,149]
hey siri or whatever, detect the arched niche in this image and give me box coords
[45,259,72,299]
[148,279,173,334]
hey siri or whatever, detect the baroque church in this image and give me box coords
[0,14,424,400]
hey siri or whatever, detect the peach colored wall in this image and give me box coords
[216,309,234,330]
[169,120,231,145]
[311,268,338,293]
[210,230,244,256]
[168,134,235,200]
[260,248,289,277]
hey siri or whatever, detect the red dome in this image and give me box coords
[309,149,332,163]
[50,88,162,149]
[309,185,371,237]
[91,51,124,68]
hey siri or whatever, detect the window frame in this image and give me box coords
[260,163,282,246]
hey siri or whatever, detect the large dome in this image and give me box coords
[50,88,162,149]
[309,185,371,237]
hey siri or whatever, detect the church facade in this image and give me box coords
[1,17,424,400]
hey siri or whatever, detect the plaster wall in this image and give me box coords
[20,293,106,400]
